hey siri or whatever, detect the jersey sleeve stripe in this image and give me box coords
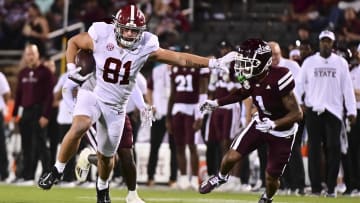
[278,71,292,85]
[279,75,294,91]
[200,68,210,74]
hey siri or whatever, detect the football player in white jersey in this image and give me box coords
[38,4,236,203]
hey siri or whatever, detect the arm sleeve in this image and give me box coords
[277,70,295,97]
[130,84,146,110]
[53,74,66,94]
[62,78,80,111]
[217,89,247,106]
[294,63,307,105]
[42,71,55,119]
[341,61,357,116]
[13,72,22,117]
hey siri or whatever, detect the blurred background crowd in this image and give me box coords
[0,0,360,199]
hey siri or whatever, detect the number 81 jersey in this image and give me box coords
[88,22,159,107]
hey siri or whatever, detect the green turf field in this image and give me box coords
[0,184,359,203]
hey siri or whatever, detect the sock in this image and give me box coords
[97,177,109,191]
[54,161,66,173]
[263,193,273,200]
[127,190,138,196]
[218,172,228,180]
[191,176,198,182]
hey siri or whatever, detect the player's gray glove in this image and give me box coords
[199,99,219,114]
[141,105,155,127]
[255,117,276,133]
[208,51,238,73]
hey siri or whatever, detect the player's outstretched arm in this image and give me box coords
[217,89,249,106]
[149,48,237,72]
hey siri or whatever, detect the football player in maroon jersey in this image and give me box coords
[199,39,303,203]
[166,44,209,190]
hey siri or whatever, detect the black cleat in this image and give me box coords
[38,167,62,190]
[258,193,273,203]
[199,174,228,194]
[97,185,111,203]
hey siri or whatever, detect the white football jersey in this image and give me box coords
[88,22,159,108]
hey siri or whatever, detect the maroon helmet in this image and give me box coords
[113,4,146,48]
[234,38,272,79]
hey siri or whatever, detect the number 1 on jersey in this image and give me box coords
[103,57,131,85]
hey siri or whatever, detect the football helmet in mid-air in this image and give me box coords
[113,4,146,49]
[234,38,272,79]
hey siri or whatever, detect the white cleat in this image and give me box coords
[177,175,190,190]
[75,147,93,182]
[190,176,199,191]
[126,191,145,203]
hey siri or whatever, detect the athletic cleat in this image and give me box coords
[97,185,111,203]
[199,174,228,194]
[75,147,93,182]
[126,191,145,203]
[38,167,62,190]
[258,193,273,203]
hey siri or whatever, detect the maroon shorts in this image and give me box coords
[118,114,133,149]
[171,112,196,146]
[208,108,232,142]
[231,120,295,178]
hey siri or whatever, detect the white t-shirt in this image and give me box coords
[150,63,171,117]
[88,22,159,109]
[126,72,147,113]
[54,73,73,124]
[278,57,301,83]
[297,52,357,120]
[350,65,360,109]
[0,72,10,112]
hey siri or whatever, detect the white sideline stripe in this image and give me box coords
[78,196,255,202]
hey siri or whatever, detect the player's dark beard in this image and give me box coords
[320,48,332,58]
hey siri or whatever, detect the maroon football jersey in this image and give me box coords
[212,66,238,99]
[246,66,295,121]
[170,66,205,104]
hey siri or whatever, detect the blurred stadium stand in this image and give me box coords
[0,0,297,72]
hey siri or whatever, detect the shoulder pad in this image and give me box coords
[138,32,159,56]
[88,22,114,41]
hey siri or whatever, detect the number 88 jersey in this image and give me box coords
[89,22,159,107]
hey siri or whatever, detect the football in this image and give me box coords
[75,49,96,76]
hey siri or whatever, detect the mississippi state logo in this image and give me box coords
[106,43,114,51]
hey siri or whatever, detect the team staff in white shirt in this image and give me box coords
[297,30,357,196]
[348,44,360,195]
[0,72,10,181]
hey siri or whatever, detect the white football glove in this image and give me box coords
[141,105,155,127]
[68,67,93,83]
[208,51,238,73]
[199,99,219,114]
[255,117,276,133]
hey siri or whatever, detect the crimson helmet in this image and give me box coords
[113,4,146,49]
[234,39,272,79]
